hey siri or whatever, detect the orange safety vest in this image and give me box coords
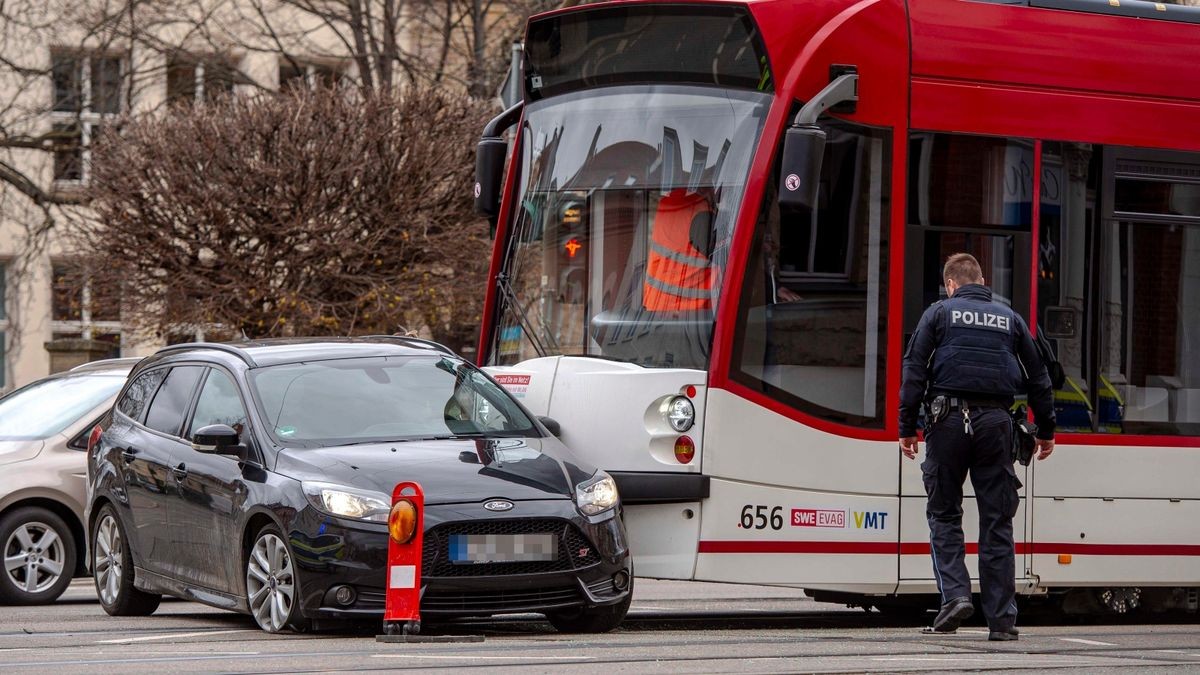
[643,190,715,312]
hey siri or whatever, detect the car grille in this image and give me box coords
[422,518,601,577]
[357,589,386,609]
[421,585,582,614]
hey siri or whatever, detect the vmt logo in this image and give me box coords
[853,511,888,530]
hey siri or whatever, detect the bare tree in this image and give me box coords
[77,86,494,351]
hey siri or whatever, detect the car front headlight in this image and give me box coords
[302,481,391,522]
[575,471,619,516]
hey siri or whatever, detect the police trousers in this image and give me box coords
[922,406,1022,631]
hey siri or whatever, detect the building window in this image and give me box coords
[166,54,238,105]
[51,264,121,358]
[279,59,345,90]
[50,51,122,184]
[731,121,892,428]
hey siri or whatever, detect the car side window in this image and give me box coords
[117,368,168,422]
[188,369,249,441]
[144,366,205,437]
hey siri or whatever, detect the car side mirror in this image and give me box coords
[538,416,562,437]
[776,123,826,214]
[193,424,243,458]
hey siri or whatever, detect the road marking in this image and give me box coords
[170,651,261,655]
[1060,638,1118,646]
[95,628,256,644]
[372,654,593,660]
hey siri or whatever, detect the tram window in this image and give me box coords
[904,132,1033,336]
[1100,216,1200,436]
[908,133,1034,232]
[1040,143,1200,437]
[731,121,891,428]
[1039,142,1100,433]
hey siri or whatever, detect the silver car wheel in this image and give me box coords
[246,532,295,632]
[93,514,123,606]
[4,520,67,595]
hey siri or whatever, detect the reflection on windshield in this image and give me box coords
[492,85,770,369]
[249,356,537,447]
[0,374,124,440]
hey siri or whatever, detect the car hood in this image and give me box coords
[273,437,596,505]
[0,439,45,466]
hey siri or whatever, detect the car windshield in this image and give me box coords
[248,355,539,448]
[0,373,125,440]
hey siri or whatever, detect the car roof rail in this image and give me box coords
[153,342,259,367]
[359,335,457,356]
[68,356,144,372]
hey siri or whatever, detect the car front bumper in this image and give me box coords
[285,499,630,621]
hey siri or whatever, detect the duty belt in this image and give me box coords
[947,396,1010,410]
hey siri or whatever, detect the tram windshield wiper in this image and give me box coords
[495,273,550,358]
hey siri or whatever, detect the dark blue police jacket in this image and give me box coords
[899,284,1055,439]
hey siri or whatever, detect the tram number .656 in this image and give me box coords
[739,504,783,530]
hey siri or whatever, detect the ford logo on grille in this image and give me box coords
[483,500,514,512]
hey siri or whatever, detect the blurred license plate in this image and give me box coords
[449,534,557,564]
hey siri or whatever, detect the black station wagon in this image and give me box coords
[85,338,631,633]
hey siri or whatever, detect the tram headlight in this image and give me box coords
[576,471,619,516]
[665,396,695,432]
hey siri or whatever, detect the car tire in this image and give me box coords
[0,506,76,605]
[92,504,161,616]
[546,578,633,634]
[245,524,309,633]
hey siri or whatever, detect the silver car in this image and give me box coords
[0,358,137,604]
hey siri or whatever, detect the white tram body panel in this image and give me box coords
[491,360,1200,596]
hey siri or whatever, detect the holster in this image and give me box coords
[1010,404,1037,466]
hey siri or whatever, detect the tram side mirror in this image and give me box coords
[777,123,827,213]
[475,136,508,222]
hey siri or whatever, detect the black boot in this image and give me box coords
[988,627,1019,641]
[924,596,974,634]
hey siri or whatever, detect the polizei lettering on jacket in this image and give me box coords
[950,309,1011,331]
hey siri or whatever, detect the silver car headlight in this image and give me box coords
[575,471,619,516]
[302,481,391,522]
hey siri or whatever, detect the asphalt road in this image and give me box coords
[2,579,1199,673]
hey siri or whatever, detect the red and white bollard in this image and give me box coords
[375,481,483,643]
[381,481,424,638]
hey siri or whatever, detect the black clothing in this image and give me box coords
[899,284,1055,439]
[899,283,1054,634]
[928,595,974,633]
[923,406,1020,631]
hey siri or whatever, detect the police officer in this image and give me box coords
[899,253,1056,641]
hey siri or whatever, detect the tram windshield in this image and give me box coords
[490,85,770,369]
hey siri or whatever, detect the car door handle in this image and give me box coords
[171,463,188,481]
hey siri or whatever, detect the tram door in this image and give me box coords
[899,132,1034,585]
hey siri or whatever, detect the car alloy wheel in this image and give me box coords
[93,514,123,607]
[246,531,297,632]
[4,520,67,596]
[89,505,160,616]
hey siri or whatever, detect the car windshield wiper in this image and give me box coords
[410,431,490,441]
